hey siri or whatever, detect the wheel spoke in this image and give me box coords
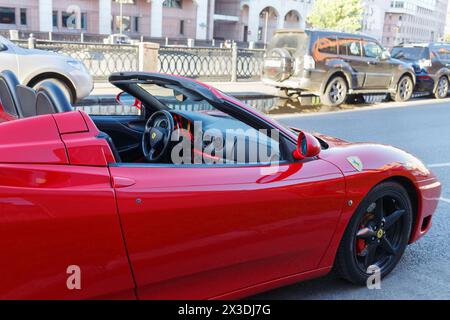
[374,197,384,225]
[356,227,377,239]
[380,237,396,256]
[364,242,378,268]
[384,209,405,230]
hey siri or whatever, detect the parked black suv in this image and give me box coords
[391,43,450,99]
[262,29,416,106]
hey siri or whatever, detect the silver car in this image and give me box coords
[0,36,93,103]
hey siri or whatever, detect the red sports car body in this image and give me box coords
[0,72,441,300]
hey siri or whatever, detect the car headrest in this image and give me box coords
[0,70,22,117]
[16,85,37,118]
[35,81,73,115]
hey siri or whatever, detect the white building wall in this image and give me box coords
[38,0,52,32]
[98,0,112,35]
[362,0,390,42]
[242,0,314,43]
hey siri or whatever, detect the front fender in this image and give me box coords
[316,142,441,268]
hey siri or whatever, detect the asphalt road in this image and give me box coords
[252,98,450,300]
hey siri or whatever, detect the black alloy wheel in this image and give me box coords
[335,182,413,285]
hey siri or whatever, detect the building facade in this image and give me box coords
[362,0,448,47]
[381,0,448,47]
[0,0,314,43]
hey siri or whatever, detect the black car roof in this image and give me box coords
[275,29,379,43]
[393,42,450,48]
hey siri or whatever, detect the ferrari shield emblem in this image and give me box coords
[151,132,157,140]
[347,156,363,172]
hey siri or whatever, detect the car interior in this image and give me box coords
[0,70,285,166]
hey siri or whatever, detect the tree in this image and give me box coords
[307,0,363,33]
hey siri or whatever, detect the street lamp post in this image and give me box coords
[264,10,269,48]
[119,0,124,35]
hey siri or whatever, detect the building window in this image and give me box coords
[179,20,185,35]
[81,13,87,29]
[52,11,58,27]
[115,16,131,32]
[62,11,74,28]
[134,16,139,33]
[163,0,182,8]
[0,7,16,25]
[20,8,27,25]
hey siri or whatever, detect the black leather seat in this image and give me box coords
[35,81,73,115]
[0,70,23,118]
[16,85,38,118]
[97,131,122,163]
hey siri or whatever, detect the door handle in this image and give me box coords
[112,176,136,188]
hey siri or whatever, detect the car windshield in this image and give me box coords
[0,35,17,48]
[391,47,429,61]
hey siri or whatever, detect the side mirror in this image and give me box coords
[381,51,391,60]
[116,91,142,110]
[293,131,321,160]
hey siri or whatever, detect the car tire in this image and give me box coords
[321,76,348,107]
[346,94,366,105]
[434,76,449,99]
[390,75,414,102]
[334,181,413,286]
[32,78,75,104]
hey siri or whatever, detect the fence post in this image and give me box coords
[9,30,19,40]
[231,42,238,82]
[28,33,36,49]
[138,42,160,72]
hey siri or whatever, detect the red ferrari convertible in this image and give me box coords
[0,70,441,300]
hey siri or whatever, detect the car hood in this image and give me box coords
[14,46,63,58]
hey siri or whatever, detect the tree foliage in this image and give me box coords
[307,0,363,33]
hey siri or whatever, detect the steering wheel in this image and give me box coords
[142,110,175,163]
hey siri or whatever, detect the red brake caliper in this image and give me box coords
[356,226,366,255]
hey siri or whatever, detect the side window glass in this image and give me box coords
[363,41,383,59]
[338,38,361,57]
[349,41,361,56]
[318,37,337,54]
[136,83,283,166]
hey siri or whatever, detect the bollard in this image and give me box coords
[80,33,84,43]
[248,41,255,49]
[165,37,169,46]
[28,33,36,49]
[9,30,19,41]
[48,31,52,41]
[187,38,195,47]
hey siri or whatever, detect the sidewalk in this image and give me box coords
[92,81,278,98]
